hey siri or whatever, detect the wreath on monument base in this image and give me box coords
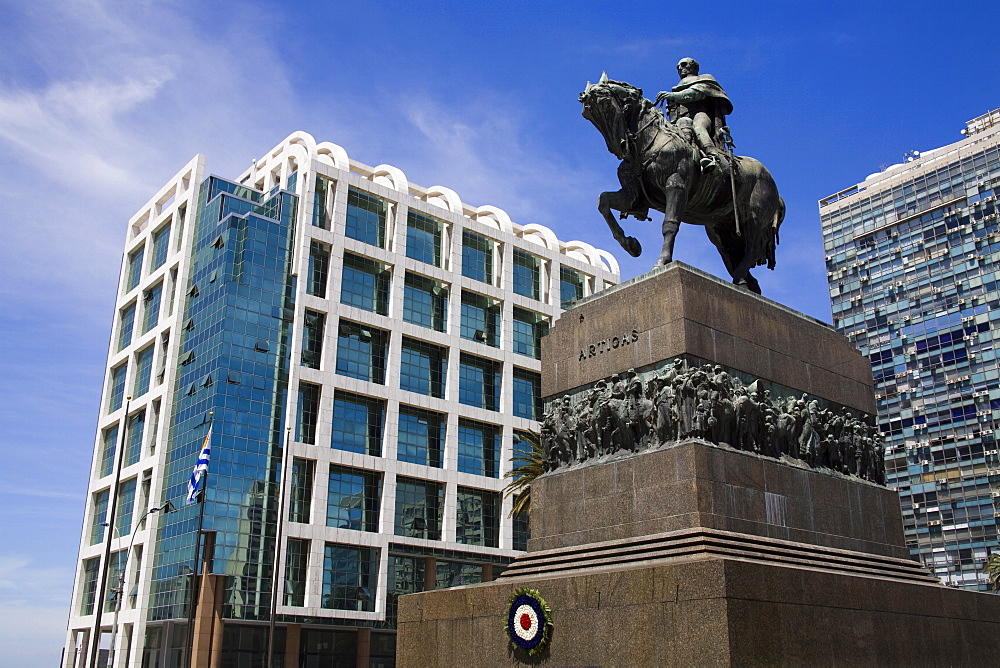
[505,588,553,656]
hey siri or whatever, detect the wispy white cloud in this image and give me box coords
[0,70,174,195]
[0,556,76,666]
[398,94,608,234]
[0,4,299,664]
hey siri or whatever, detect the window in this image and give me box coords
[436,561,484,589]
[402,272,447,332]
[322,543,379,611]
[327,465,382,532]
[459,353,501,411]
[397,406,445,467]
[116,478,137,537]
[560,266,586,308]
[126,245,144,291]
[142,283,162,333]
[167,267,178,317]
[335,321,388,385]
[289,458,315,523]
[394,477,443,540]
[118,304,136,351]
[406,211,443,266]
[456,487,500,547]
[460,291,500,347]
[331,391,384,456]
[284,538,309,607]
[301,629,356,665]
[301,310,325,369]
[91,489,109,545]
[512,308,548,359]
[125,410,145,466]
[513,507,529,552]
[151,224,171,270]
[461,230,493,284]
[147,400,161,455]
[108,363,127,413]
[512,368,541,420]
[297,382,320,444]
[133,346,154,397]
[345,189,387,247]
[512,249,540,299]
[387,556,425,623]
[399,337,446,398]
[80,557,100,615]
[457,419,501,478]
[99,424,119,478]
[307,240,330,297]
[340,253,389,315]
[313,175,333,229]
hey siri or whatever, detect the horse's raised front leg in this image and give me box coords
[657,173,689,266]
[598,190,642,257]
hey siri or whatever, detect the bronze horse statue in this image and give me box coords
[579,74,785,294]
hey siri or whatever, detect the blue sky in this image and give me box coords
[1,0,998,664]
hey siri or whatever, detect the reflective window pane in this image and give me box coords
[321,543,379,611]
[397,406,445,467]
[456,487,500,547]
[394,477,443,540]
[345,189,386,247]
[331,391,384,456]
[461,230,493,285]
[406,211,442,266]
[512,249,540,300]
[327,465,382,532]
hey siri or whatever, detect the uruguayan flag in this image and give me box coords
[186,426,212,504]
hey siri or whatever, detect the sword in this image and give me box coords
[720,125,741,236]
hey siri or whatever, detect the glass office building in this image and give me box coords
[65,132,619,666]
[820,109,1000,590]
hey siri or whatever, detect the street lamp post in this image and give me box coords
[101,502,174,668]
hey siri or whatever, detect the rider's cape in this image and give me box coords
[671,74,733,116]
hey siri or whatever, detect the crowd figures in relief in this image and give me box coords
[541,360,887,485]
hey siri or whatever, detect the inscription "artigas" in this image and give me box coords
[579,329,640,361]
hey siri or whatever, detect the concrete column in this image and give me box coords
[355,628,371,668]
[284,624,301,668]
[482,563,494,583]
[208,577,224,668]
[423,557,437,591]
[191,533,223,668]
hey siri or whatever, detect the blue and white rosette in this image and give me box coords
[506,588,552,655]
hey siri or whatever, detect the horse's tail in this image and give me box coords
[764,195,785,270]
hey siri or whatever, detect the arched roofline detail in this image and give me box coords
[563,240,604,269]
[474,205,513,234]
[372,164,409,193]
[425,186,463,215]
[519,223,559,251]
[315,142,350,170]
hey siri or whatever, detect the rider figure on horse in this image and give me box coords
[655,58,733,174]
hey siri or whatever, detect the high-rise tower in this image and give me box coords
[820,110,1000,590]
[64,132,619,666]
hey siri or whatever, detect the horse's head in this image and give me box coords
[579,73,647,159]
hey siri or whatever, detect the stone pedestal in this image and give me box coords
[396,264,1000,667]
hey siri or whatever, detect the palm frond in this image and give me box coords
[503,431,544,517]
[984,552,1000,590]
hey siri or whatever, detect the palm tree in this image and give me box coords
[503,432,544,517]
[985,551,1000,590]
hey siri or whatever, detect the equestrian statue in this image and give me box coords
[579,59,785,294]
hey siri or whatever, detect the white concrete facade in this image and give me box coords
[65,132,619,666]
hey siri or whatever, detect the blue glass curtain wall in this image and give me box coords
[149,176,297,622]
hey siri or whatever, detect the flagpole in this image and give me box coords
[89,395,131,668]
[267,426,292,668]
[186,412,213,668]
